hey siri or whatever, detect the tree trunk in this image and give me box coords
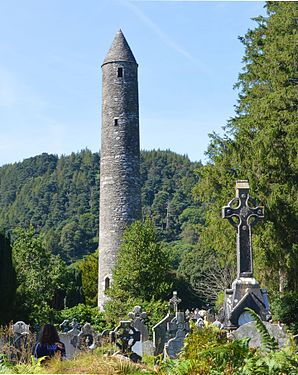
[279,267,288,295]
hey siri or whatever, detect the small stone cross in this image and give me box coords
[222,180,264,278]
[169,291,181,313]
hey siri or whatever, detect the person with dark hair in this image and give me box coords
[34,323,66,359]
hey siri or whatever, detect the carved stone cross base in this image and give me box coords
[222,277,271,329]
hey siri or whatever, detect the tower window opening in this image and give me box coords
[114,118,119,126]
[117,67,123,78]
[105,277,110,291]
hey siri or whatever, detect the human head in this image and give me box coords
[40,323,60,345]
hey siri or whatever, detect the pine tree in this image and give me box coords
[194,2,298,293]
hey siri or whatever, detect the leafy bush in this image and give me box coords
[59,304,110,332]
[270,292,298,335]
[180,322,251,374]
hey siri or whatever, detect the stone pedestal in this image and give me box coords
[223,277,271,329]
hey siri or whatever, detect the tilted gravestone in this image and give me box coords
[59,320,101,359]
[77,323,100,350]
[153,291,191,358]
[129,305,149,341]
[12,321,31,350]
[222,180,271,329]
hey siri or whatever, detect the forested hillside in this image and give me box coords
[0,149,201,262]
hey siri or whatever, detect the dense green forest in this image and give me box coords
[0,149,201,262]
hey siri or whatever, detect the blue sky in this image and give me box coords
[0,0,266,167]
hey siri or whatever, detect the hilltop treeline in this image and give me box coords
[0,149,202,262]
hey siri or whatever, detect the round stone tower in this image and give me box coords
[98,30,141,309]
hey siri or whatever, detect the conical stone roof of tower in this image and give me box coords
[102,30,137,66]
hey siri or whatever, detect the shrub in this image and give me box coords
[59,304,110,332]
[270,292,298,335]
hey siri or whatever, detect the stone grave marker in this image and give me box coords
[110,320,141,362]
[232,321,289,349]
[222,180,271,328]
[164,312,187,359]
[129,305,149,341]
[77,323,99,350]
[12,321,30,336]
[152,291,181,356]
[59,324,81,359]
[128,305,152,357]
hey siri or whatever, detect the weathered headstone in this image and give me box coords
[222,180,271,328]
[128,305,152,357]
[12,321,31,348]
[142,340,154,356]
[59,325,81,359]
[77,323,99,350]
[169,291,181,314]
[60,319,71,333]
[232,321,289,349]
[12,321,30,336]
[129,305,149,342]
[164,312,187,359]
[110,320,141,361]
[152,291,181,356]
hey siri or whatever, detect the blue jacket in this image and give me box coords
[34,341,66,359]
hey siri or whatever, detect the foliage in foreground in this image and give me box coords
[159,322,298,375]
[0,349,155,374]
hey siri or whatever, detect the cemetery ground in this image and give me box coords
[0,307,298,375]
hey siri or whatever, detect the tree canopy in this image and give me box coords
[192,1,298,294]
[0,149,201,263]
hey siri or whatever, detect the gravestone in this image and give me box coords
[164,312,187,359]
[222,180,271,329]
[59,321,102,358]
[12,321,31,349]
[12,321,30,336]
[129,305,149,342]
[232,321,289,349]
[142,340,154,356]
[128,305,152,357]
[152,291,181,356]
[59,325,81,359]
[77,323,99,350]
[60,320,71,332]
[110,320,141,361]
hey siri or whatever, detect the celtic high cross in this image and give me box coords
[222,180,264,279]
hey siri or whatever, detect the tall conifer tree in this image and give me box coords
[194,2,298,293]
